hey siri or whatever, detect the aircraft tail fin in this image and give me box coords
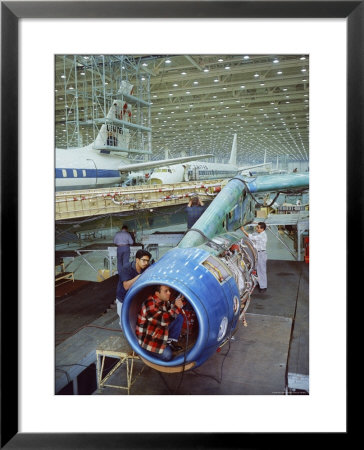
[228,133,237,165]
[93,84,134,150]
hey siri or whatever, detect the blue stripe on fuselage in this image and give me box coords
[187,169,237,177]
[55,168,121,178]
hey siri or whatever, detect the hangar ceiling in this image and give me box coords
[55,54,309,166]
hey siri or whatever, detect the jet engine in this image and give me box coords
[121,230,258,372]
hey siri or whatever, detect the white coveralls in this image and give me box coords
[249,230,268,289]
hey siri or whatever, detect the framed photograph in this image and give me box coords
[2,1,357,447]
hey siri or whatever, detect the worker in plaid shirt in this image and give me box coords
[136,285,184,361]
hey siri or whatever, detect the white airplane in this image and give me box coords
[55,99,212,191]
[123,170,152,186]
[267,156,288,174]
[148,134,271,184]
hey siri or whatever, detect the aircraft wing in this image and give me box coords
[118,154,213,173]
[238,162,272,172]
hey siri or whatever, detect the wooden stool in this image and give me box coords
[95,335,143,395]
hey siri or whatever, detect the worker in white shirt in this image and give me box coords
[241,222,268,293]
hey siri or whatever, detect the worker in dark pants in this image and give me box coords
[114,225,133,272]
[186,195,205,229]
[115,249,152,324]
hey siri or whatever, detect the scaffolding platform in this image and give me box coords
[55,179,226,220]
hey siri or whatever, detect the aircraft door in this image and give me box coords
[193,167,199,181]
[183,165,189,182]
[86,159,97,188]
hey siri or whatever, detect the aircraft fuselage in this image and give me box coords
[55,146,129,191]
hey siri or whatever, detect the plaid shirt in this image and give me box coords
[136,295,181,354]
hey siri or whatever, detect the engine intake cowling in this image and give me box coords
[121,233,257,372]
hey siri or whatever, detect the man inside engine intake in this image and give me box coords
[135,285,184,361]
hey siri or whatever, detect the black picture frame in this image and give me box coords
[1,1,357,447]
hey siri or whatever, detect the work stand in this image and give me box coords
[96,335,144,395]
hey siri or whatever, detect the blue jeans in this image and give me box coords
[116,246,130,273]
[146,314,184,361]
[168,313,184,341]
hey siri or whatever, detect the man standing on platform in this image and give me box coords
[186,195,205,229]
[241,222,268,293]
[114,225,134,273]
[115,249,152,323]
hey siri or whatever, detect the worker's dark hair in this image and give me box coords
[135,249,151,260]
[154,284,169,293]
[121,225,128,230]
[257,222,266,230]
[191,196,200,206]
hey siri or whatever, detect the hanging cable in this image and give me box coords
[172,309,190,394]
[191,329,234,385]
[231,176,308,208]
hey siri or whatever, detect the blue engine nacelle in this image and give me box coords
[121,233,258,372]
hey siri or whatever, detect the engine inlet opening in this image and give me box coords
[126,284,199,362]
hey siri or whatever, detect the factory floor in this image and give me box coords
[55,223,308,395]
[90,260,308,395]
